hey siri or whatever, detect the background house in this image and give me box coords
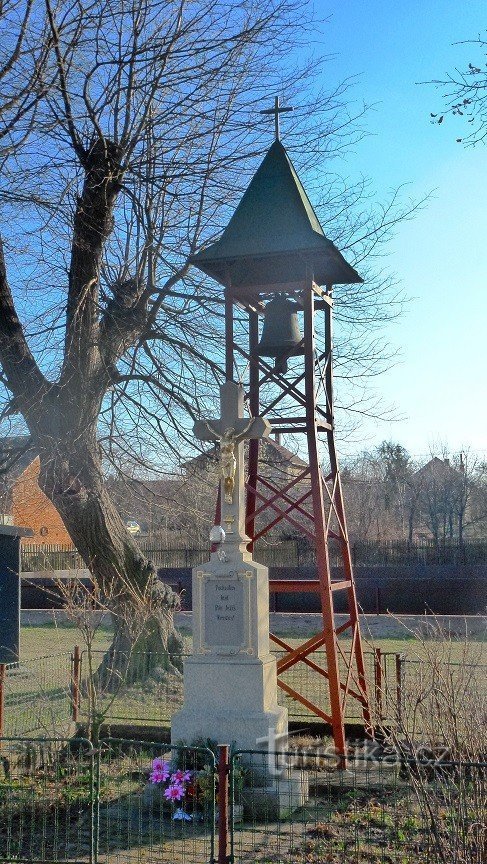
[0,436,72,544]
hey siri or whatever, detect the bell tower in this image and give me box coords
[191,135,372,757]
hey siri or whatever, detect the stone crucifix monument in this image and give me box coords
[171,381,288,752]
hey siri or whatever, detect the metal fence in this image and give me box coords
[0,653,74,738]
[0,736,485,863]
[351,538,487,567]
[21,538,487,572]
[21,543,87,572]
[72,649,400,729]
[2,647,486,746]
[0,647,406,739]
[0,737,217,864]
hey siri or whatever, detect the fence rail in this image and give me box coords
[21,538,487,572]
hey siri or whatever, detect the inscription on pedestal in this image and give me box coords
[204,578,244,648]
[196,570,253,655]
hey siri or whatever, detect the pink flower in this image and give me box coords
[170,769,192,784]
[150,758,170,784]
[164,783,185,801]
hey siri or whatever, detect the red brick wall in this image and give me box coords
[12,457,72,544]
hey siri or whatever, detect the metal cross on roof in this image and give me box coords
[260,96,294,141]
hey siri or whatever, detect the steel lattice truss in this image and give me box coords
[223,281,372,758]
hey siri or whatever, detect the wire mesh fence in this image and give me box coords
[73,648,404,731]
[97,739,216,864]
[272,648,404,726]
[0,647,410,739]
[1,653,74,737]
[0,737,217,864]
[1,737,485,863]
[2,646,485,745]
[76,650,187,727]
[0,736,96,863]
[229,748,487,863]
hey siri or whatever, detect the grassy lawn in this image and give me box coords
[7,621,484,736]
[20,621,486,662]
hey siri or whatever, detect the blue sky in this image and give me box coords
[311,1,486,459]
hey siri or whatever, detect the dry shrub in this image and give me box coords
[381,617,486,864]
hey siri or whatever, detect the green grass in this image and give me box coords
[19,621,487,663]
[8,622,486,736]
[19,623,113,660]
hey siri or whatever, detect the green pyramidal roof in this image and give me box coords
[191,140,362,287]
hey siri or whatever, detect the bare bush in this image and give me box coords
[379,619,486,864]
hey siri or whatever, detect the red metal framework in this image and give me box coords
[225,279,372,757]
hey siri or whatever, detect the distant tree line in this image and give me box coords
[105,441,487,548]
[342,443,487,545]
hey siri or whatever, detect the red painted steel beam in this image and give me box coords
[269,579,352,593]
[274,632,366,703]
[277,679,333,724]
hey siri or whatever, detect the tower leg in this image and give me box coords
[303,285,347,758]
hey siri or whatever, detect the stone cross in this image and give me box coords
[194,381,270,545]
[172,382,290,770]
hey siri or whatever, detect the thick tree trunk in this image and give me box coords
[0,134,184,693]
[36,431,184,692]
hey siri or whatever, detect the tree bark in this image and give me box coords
[0,135,184,690]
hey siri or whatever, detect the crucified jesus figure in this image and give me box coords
[193,382,270,520]
[203,420,255,503]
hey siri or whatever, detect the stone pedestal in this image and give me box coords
[172,381,306,815]
[171,549,288,752]
[172,654,287,751]
[242,773,309,820]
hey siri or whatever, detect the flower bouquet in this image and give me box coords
[149,757,195,821]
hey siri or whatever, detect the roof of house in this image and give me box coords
[413,456,459,480]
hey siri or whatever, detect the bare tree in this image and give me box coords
[342,444,419,542]
[0,0,421,681]
[429,33,487,145]
[412,449,485,545]
[341,452,385,542]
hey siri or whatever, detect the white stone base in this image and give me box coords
[171,653,288,753]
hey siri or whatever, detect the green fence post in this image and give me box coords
[71,645,81,722]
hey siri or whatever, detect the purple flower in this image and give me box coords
[164,783,185,801]
[150,757,170,784]
[170,769,192,784]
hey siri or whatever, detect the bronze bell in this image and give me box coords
[257,293,304,373]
